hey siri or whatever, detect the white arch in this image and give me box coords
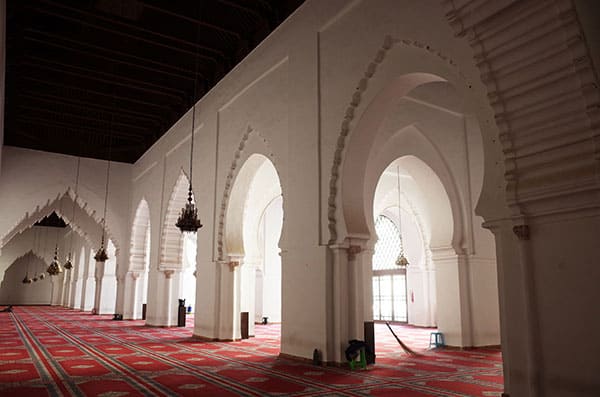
[226,154,282,257]
[129,199,151,272]
[364,133,461,251]
[160,171,195,270]
[1,190,120,255]
[223,153,283,339]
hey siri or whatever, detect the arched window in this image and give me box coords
[372,215,407,322]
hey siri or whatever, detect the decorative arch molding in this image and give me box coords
[129,199,151,272]
[6,250,48,271]
[327,35,470,244]
[159,171,194,270]
[362,127,465,252]
[379,189,431,265]
[0,190,120,256]
[216,125,282,261]
[443,0,599,216]
[17,250,49,266]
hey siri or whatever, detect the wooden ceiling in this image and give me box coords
[4,0,305,163]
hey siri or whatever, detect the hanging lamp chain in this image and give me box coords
[175,6,203,234]
[395,165,409,267]
[95,101,114,263]
[66,156,81,270]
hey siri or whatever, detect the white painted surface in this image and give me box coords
[0,1,598,395]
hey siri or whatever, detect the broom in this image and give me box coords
[385,322,421,356]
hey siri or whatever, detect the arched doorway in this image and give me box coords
[334,71,500,361]
[124,199,151,320]
[225,153,283,341]
[149,171,197,326]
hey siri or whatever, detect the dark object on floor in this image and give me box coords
[112,313,123,320]
[364,321,376,364]
[385,321,420,356]
[345,339,371,362]
[346,340,369,370]
[240,312,249,339]
[312,348,322,366]
[177,305,186,327]
[262,316,268,325]
[0,305,13,313]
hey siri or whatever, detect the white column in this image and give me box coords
[327,239,371,363]
[71,259,83,309]
[55,272,65,306]
[62,268,72,307]
[81,251,95,311]
[123,271,139,320]
[99,260,116,315]
[431,247,473,347]
[163,270,175,326]
[50,276,60,305]
[93,261,104,314]
[215,258,241,341]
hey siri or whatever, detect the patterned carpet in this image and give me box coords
[0,306,503,396]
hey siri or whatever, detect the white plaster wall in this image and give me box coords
[0,147,132,279]
[0,225,91,305]
[0,0,595,394]
[124,0,504,358]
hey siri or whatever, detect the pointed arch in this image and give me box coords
[0,190,119,256]
[129,199,151,272]
[363,128,463,251]
[217,126,281,261]
[326,36,496,245]
[160,170,195,270]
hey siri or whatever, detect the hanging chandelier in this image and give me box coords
[47,245,63,276]
[395,165,409,268]
[176,23,202,234]
[95,112,113,262]
[64,252,73,270]
[94,235,109,262]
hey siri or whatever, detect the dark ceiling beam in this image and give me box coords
[18,105,152,135]
[22,76,180,113]
[140,2,242,41]
[25,55,189,97]
[22,60,186,102]
[42,0,230,59]
[218,0,264,20]
[19,91,164,125]
[16,116,147,140]
[25,29,200,81]
[32,2,225,65]
[19,93,162,128]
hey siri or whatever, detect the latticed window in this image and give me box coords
[372,215,407,322]
[372,215,401,271]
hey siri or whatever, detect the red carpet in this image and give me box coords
[0,306,504,396]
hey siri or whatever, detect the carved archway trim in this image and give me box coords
[216,126,279,261]
[0,190,120,255]
[327,36,465,244]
